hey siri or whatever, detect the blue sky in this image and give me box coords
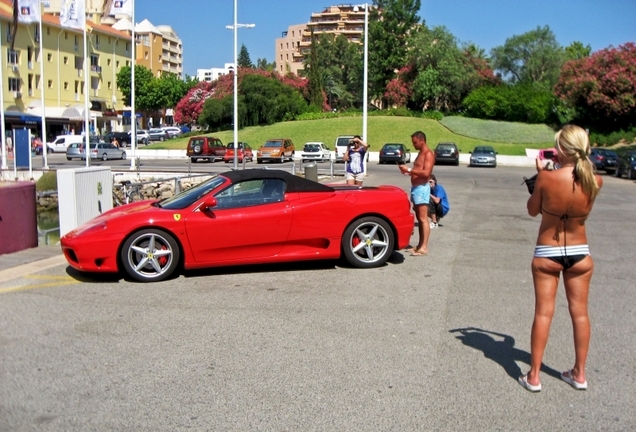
[136,0,636,78]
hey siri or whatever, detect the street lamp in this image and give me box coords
[353,4,369,143]
[226,0,255,170]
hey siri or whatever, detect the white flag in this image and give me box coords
[59,0,85,30]
[17,0,41,24]
[110,0,132,16]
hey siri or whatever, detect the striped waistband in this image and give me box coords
[534,245,590,258]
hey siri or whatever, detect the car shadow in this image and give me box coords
[449,326,561,382]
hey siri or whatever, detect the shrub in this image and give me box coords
[36,172,57,191]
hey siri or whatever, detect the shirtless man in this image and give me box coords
[398,131,435,256]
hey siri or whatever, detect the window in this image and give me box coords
[95,34,100,48]
[6,24,12,42]
[8,77,20,92]
[74,56,83,70]
[8,50,19,65]
[47,27,50,36]
[74,35,78,51]
[64,31,67,39]
[107,58,111,66]
[213,179,285,209]
[63,56,68,64]
[34,25,40,42]
[48,79,53,89]
[64,82,69,90]
[47,53,52,61]
[116,60,120,67]
[107,81,112,89]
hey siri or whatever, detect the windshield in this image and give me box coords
[159,176,226,209]
[336,137,353,147]
[474,147,495,154]
[263,141,283,148]
[438,144,455,151]
[304,144,319,151]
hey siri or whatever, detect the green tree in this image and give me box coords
[305,30,324,108]
[564,41,592,61]
[408,26,485,111]
[368,0,422,106]
[237,44,253,68]
[256,58,276,71]
[116,65,155,108]
[490,25,564,87]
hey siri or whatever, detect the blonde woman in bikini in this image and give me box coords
[519,125,603,392]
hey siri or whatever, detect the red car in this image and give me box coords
[61,169,414,282]
[224,142,254,163]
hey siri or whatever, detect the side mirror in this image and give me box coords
[202,196,218,211]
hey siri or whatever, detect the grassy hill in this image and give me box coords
[149,116,556,156]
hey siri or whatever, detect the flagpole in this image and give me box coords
[0,18,7,170]
[130,0,136,170]
[39,0,49,169]
[83,5,90,167]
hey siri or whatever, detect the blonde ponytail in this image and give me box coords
[555,125,600,200]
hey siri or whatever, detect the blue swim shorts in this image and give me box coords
[411,184,431,205]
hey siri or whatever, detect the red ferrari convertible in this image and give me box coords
[61,169,414,282]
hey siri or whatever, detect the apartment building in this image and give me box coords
[275,5,369,76]
[196,63,235,83]
[112,18,183,78]
[1,0,132,139]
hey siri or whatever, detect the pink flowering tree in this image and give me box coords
[555,42,636,129]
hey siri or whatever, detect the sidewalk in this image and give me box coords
[0,245,65,283]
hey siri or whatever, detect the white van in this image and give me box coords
[47,135,86,153]
[334,135,356,162]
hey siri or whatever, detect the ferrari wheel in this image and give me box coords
[101,153,108,161]
[121,229,180,282]
[342,216,394,268]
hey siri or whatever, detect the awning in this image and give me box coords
[3,111,41,124]
[25,106,78,121]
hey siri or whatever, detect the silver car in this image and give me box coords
[81,142,127,161]
[65,138,101,160]
[469,145,497,168]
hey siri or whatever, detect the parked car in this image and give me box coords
[186,136,226,162]
[46,134,86,153]
[65,137,102,160]
[224,142,254,163]
[434,142,460,166]
[104,131,132,147]
[131,129,150,145]
[179,124,191,134]
[60,169,414,282]
[148,128,170,142]
[161,126,182,139]
[256,139,295,163]
[614,151,636,179]
[590,148,618,173]
[379,143,410,164]
[300,142,331,162]
[469,146,498,168]
[334,135,356,162]
[80,142,127,161]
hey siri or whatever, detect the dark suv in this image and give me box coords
[434,142,460,166]
[104,131,132,147]
[590,148,618,173]
[186,136,226,162]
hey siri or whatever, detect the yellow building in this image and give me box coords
[1,0,132,140]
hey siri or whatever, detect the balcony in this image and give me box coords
[91,65,102,73]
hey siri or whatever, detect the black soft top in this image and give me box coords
[221,169,334,193]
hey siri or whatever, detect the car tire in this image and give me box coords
[342,216,394,269]
[66,157,72,161]
[101,153,108,161]
[160,136,165,142]
[122,140,128,147]
[628,167,634,180]
[121,151,127,160]
[455,159,459,166]
[191,158,197,163]
[120,228,180,282]
[280,155,285,163]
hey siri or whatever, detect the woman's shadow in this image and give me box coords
[449,327,561,381]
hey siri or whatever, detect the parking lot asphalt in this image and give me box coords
[1,165,635,431]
